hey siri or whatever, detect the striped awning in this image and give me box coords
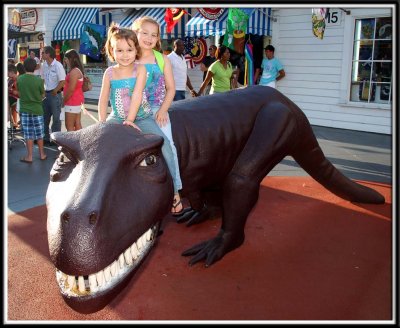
[186,8,271,37]
[120,7,195,39]
[119,8,145,28]
[53,8,99,40]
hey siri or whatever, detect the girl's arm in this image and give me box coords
[155,55,175,127]
[123,65,146,131]
[63,68,80,105]
[198,70,214,95]
[98,68,111,122]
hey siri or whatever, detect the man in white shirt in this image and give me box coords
[41,46,66,146]
[167,39,197,101]
[30,51,41,76]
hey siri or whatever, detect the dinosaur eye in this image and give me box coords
[139,154,157,167]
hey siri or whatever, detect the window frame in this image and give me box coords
[339,12,392,110]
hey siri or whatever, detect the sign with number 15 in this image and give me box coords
[325,10,342,26]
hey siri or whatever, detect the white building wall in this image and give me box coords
[273,8,392,134]
[38,8,63,46]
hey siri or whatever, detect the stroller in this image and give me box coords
[8,100,26,150]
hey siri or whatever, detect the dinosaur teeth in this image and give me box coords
[110,261,118,277]
[56,225,158,297]
[96,270,105,287]
[130,242,139,260]
[104,265,111,282]
[118,254,125,269]
[124,248,133,266]
[146,229,152,241]
[78,276,85,293]
[89,274,98,292]
[67,275,76,290]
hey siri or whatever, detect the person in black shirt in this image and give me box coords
[200,44,217,95]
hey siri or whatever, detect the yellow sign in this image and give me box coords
[11,9,21,26]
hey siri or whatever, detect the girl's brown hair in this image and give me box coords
[64,49,85,75]
[104,22,141,62]
[131,16,162,52]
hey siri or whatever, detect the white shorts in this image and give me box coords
[64,105,82,114]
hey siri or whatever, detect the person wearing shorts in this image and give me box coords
[62,49,84,131]
[17,57,47,163]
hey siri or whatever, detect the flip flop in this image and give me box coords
[171,199,183,215]
[20,158,33,164]
[40,155,47,161]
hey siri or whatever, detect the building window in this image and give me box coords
[350,17,392,105]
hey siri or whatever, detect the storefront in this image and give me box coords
[271,7,392,134]
[185,8,272,86]
[52,7,112,100]
[7,8,46,62]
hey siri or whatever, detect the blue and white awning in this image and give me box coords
[119,9,145,28]
[186,8,271,37]
[185,9,229,37]
[53,8,112,40]
[120,7,195,39]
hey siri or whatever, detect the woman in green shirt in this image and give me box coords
[197,45,238,95]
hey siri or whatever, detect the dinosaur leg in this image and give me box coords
[182,103,297,266]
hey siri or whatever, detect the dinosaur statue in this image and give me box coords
[46,86,385,313]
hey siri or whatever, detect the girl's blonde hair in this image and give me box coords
[104,22,142,62]
[131,16,162,51]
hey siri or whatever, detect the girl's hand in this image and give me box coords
[155,110,169,127]
[123,120,141,131]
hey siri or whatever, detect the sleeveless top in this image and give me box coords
[107,64,151,121]
[64,67,84,106]
[144,62,166,107]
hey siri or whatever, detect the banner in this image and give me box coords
[165,8,186,33]
[183,37,207,64]
[244,42,254,86]
[61,40,72,54]
[79,23,106,60]
[198,8,224,20]
[312,8,328,39]
[223,8,254,54]
[8,39,17,58]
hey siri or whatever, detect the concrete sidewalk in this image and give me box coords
[6,103,392,215]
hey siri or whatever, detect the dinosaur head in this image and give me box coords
[46,122,173,313]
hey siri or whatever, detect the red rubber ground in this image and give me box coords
[7,177,392,321]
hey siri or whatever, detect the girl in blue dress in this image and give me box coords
[98,23,181,212]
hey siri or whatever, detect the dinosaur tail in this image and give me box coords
[290,113,385,204]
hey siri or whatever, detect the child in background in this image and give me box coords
[132,16,185,215]
[8,64,20,129]
[17,57,47,163]
[98,23,182,213]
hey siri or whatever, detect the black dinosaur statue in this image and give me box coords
[46,86,385,313]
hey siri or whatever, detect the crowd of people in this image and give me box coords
[8,15,285,213]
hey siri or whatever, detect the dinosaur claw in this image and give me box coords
[175,209,196,223]
[183,205,210,226]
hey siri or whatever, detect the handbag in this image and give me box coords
[82,75,92,92]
